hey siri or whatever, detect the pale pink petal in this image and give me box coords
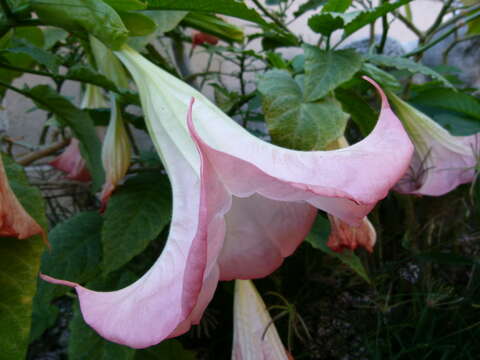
[232,280,289,360]
[41,117,221,348]
[187,76,413,226]
[50,139,91,182]
[0,155,45,240]
[389,91,479,196]
[326,215,376,253]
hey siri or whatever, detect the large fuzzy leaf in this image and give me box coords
[258,69,349,150]
[0,155,47,360]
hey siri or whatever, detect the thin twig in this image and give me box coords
[17,138,70,166]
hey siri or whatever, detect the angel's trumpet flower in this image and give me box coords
[0,155,44,239]
[41,47,413,349]
[50,85,107,182]
[232,280,290,360]
[99,95,132,210]
[388,92,480,196]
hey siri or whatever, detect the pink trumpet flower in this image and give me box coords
[232,280,290,360]
[50,85,107,182]
[50,138,91,182]
[41,47,413,349]
[0,155,44,240]
[388,92,480,196]
[99,96,132,210]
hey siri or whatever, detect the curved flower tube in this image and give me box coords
[232,280,289,360]
[0,155,44,239]
[99,95,132,210]
[388,91,480,196]
[41,47,413,348]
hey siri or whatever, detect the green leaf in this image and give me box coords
[102,172,172,273]
[258,70,348,150]
[119,11,157,36]
[68,271,138,360]
[66,64,118,91]
[303,45,363,101]
[323,0,352,13]
[335,88,377,135]
[308,12,347,36]
[26,85,105,191]
[103,0,147,11]
[32,0,128,50]
[365,54,454,88]
[146,0,267,25]
[361,62,401,91]
[305,215,370,283]
[294,0,327,17]
[43,27,69,50]
[410,88,480,120]
[1,41,61,72]
[343,0,413,37]
[0,154,47,360]
[135,340,195,360]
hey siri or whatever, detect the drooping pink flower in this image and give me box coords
[232,280,290,360]
[50,138,91,182]
[41,47,413,349]
[0,155,44,240]
[388,91,480,196]
[50,85,107,182]
[192,31,219,49]
[327,215,376,253]
[99,95,132,210]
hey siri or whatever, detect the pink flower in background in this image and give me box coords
[232,280,290,360]
[192,31,219,49]
[388,91,480,196]
[50,138,91,182]
[327,215,376,253]
[50,85,107,182]
[0,155,44,240]
[41,47,413,349]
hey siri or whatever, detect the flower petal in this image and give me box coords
[187,76,413,225]
[232,280,289,360]
[388,91,479,196]
[0,155,44,239]
[50,139,91,182]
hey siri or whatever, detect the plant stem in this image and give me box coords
[404,11,480,57]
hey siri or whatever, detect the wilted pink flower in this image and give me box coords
[50,85,107,182]
[50,138,91,182]
[389,92,480,196]
[41,48,413,348]
[0,155,44,240]
[232,280,290,360]
[99,96,132,210]
[192,31,219,49]
[327,215,376,253]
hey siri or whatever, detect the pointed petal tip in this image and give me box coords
[362,76,390,109]
[40,273,78,288]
